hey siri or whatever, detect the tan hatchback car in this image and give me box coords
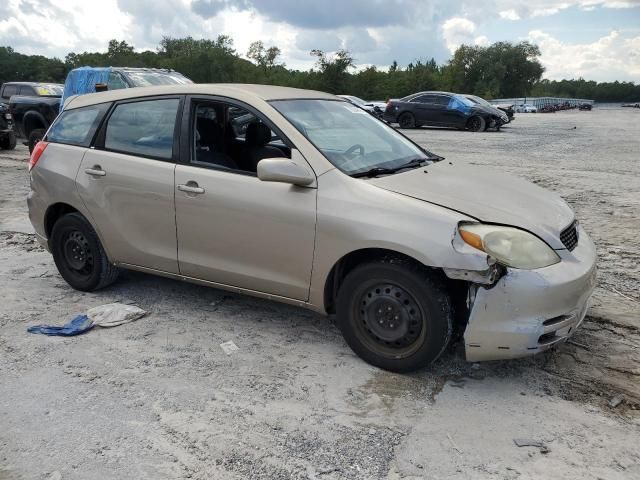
[27,84,597,372]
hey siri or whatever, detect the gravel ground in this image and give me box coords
[1,107,639,480]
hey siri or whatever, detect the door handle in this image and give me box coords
[85,166,106,177]
[178,182,205,194]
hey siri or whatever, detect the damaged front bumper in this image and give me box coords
[463,226,597,361]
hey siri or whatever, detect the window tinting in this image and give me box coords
[433,95,451,106]
[105,98,179,159]
[47,105,104,146]
[2,85,18,99]
[19,86,35,95]
[410,95,431,103]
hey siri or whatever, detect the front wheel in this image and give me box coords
[398,112,416,129]
[336,259,452,372]
[50,212,120,291]
[467,116,485,132]
[28,128,45,154]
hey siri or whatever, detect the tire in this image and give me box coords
[398,112,416,129]
[336,258,452,372]
[28,128,45,154]
[467,116,485,132]
[0,132,16,150]
[50,212,120,291]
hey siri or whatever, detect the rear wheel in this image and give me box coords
[28,128,45,154]
[0,132,16,150]
[467,116,485,132]
[398,112,416,129]
[50,212,119,291]
[336,258,452,372]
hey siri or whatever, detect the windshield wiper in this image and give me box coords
[351,157,430,178]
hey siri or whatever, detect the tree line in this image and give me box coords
[1,37,638,102]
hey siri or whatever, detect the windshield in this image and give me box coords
[36,84,63,96]
[453,94,476,107]
[467,95,490,107]
[123,70,193,87]
[271,99,432,176]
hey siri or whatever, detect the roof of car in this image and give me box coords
[2,82,63,87]
[64,84,339,110]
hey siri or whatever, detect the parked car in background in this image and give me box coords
[8,68,192,153]
[337,95,385,118]
[385,91,508,131]
[516,103,537,113]
[27,84,596,372]
[0,102,17,150]
[464,95,512,124]
[578,103,592,111]
[2,82,63,151]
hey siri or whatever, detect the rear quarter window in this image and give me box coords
[104,98,180,160]
[47,104,108,147]
[2,84,18,100]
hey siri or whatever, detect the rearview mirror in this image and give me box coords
[257,158,314,186]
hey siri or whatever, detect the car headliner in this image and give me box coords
[63,84,339,110]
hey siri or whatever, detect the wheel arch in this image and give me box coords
[23,111,47,137]
[322,247,471,339]
[323,248,446,314]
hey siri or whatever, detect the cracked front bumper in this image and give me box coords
[464,226,597,361]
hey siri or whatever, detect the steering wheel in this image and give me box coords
[343,144,365,158]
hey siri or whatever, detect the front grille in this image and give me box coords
[560,221,579,251]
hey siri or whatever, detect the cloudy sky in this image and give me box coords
[1,0,639,81]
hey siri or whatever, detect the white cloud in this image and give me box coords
[441,17,476,53]
[499,9,521,20]
[529,29,640,81]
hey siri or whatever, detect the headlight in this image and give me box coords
[458,223,560,269]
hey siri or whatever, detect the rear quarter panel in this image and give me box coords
[28,143,90,240]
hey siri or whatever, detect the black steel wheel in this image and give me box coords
[398,112,416,129]
[50,212,119,291]
[336,258,452,372]
[466,116,485,132]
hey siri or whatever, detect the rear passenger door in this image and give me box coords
[76,96,183,273]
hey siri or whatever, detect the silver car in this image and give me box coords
[27,84,597,372]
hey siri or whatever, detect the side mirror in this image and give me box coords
[257,158,314,186]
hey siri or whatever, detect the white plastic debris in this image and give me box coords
[87,303,147,328]
[220,340,239,355]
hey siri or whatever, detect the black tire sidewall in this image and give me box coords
[336,262,451,372]
[467,116,485,132]
[398,112,415,129]
[28,128,45,154]
[50,213,108,291]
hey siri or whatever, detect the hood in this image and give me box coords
[370,161,574,249]
[474,104,508,121]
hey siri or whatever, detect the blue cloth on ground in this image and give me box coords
[27,314,94,336]
[60,66,112,112]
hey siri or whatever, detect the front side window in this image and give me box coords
[272,99,432,176]
[191,101,289,173]
[105,98,180,159]
[47,104,106,147]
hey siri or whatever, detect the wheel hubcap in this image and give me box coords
[62,231,93,274]
[358,284,422,349]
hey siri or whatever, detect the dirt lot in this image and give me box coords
[1,108,639,480]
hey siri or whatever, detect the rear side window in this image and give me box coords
[47,104,107,147]
[2,84,18,100]
[105,98,180,160]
